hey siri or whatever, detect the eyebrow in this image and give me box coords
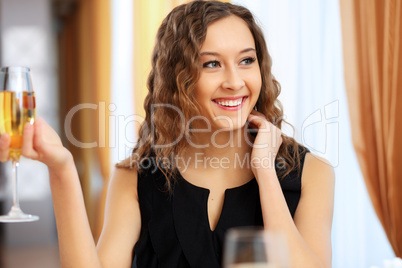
[199,48,256,56]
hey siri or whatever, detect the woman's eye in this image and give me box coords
[241,57,256,65]
[203,60,221,68]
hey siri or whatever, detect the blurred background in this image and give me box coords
[0,0,400,267]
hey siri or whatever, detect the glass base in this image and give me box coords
[0,206,39,223]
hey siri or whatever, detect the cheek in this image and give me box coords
[254,77,262,92]
[195,76,217,101]
[247,72,262,97]
[195,84,210,101]
[248,79,262,109]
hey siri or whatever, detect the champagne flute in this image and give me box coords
[223,227,290,268]
[0,66,39,222]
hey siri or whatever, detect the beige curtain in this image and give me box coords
[133,0,188,118]
[56,0,111,241]
[92,0,111,241]
[340,0,402,256]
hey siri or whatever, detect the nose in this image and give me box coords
[221,66,245,91]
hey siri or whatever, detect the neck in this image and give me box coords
[180,126,253,168]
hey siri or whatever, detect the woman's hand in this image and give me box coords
[0,116,72,172]
[247,110,282,179]
[21,116,73,171]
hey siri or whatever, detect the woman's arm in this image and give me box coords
[21,118,104,267]
[48,155,104,267]
[247,110,335,268]
[97,167,141,267]
[256,154,334,268]
[293,154,334,267]
[0,118,141,267]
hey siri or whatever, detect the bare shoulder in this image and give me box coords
[109,166,139,198]
[302,152,335,189]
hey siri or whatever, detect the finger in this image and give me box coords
[21,122,39,159]
[0,133,10,162]
[249,109,267,119]
[32,117,47,148]
[31,117,49,155]
[35,115,45,124]
[248,115,283,141]
[247,113,268,129]
[249,110,283,128]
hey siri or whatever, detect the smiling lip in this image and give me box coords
[212,96,248,111]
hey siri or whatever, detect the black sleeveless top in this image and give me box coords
[132,147,308,268]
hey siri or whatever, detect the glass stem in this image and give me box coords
[11,159,20,210]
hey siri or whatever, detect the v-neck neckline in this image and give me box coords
[176,172,256,232]
[171,174,261,267]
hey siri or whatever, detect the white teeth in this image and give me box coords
[216,98,243,107]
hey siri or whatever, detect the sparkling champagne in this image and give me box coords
[0,91,36,160]
[0,66,39,222]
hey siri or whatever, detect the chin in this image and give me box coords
[212,119,248,132]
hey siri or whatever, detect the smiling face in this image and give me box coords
[194,15,262,131]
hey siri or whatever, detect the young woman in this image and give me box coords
[0,1,334,267]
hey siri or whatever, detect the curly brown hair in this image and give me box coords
[118,0,305,190]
